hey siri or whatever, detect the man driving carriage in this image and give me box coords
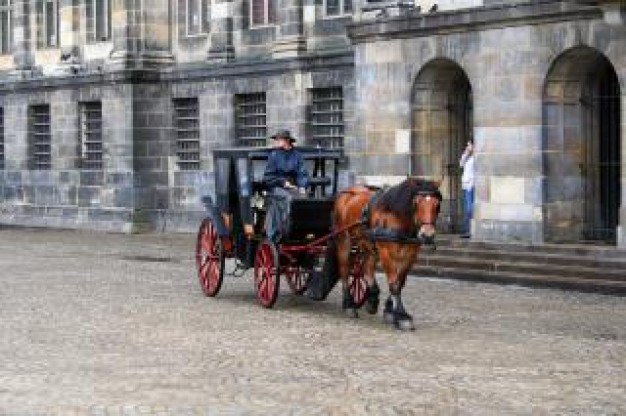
[262,130,310,241]
[263,130,309,193]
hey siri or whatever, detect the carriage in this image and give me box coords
[195,146,368,308]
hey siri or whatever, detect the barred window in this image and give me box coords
[184,0,209,36]
[325,0,352,16]
[0,0,12,54]
[0,107,4,170]
[28,105,52,170]
[173,98,201,170]
[86,0,111,43]
[235,93,267,147]
[80,102,103,170]
[36,0,58,48]
[309,87,344,148]
[250,0,275,26]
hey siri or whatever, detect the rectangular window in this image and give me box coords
[325,0,352,16]
[36,0,58,48]
[0,107,4,170]
[80,102,103,170]
[250,0,275,26]
[173,98,201,171]
[86,0,111,43]
[28,105,52,170]
[0,0,11,54]
[309,87,344,148]
[235,93,267,147]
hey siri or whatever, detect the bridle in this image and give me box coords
[413,191,440,230]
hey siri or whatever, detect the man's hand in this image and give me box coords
[284,180,296,189]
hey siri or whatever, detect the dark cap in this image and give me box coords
[271,129,296,143]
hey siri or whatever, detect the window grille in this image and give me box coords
[235,93,267,147]
[28,105,51,170]
[36,0,57,48]
[0,0,11,54]
[173,98,201,171]
[250,0,275,26]
[325,0,352,16]
[309,87,344,148]
[185,0,209,36]
[86,0,110,42]
[0,107,4,170]
[80,102,103,170]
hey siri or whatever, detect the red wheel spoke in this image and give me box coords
[195,220,224,297]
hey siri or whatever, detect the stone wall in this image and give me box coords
[348,1,626,245]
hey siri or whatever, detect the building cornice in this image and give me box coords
[347,1,604,44]
[0,50,354,93]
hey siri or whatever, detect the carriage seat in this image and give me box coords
[252,176,331,195]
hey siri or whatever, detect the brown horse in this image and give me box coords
[332,178,441,330]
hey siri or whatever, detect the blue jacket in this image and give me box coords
[263,148,309,189]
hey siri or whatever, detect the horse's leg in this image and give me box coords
[390,270,415,331]
[363,246,380,315]
[337,233,358,318]
[379,245,415,331]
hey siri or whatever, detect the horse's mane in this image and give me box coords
[373,178,442,221]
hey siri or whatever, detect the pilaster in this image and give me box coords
[11,0,34,71]
[272,0,306,58]
[207,0,235,63]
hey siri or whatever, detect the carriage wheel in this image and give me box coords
[349,253,368,308]
[254,240,280,308]
[284,265,308,295]
[195,219,225,297]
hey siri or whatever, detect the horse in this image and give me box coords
[332,177,441,330]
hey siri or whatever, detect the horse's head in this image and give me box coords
[412,181,442,247]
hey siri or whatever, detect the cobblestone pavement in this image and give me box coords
[0,229,625,415]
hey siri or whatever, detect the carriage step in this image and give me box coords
[411,265,626,296]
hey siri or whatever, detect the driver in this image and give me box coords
[263,130,309,195]
[263,130,309,241]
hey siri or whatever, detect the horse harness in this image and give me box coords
[360,187,433,244]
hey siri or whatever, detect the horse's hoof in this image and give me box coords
[344,308,359,319]
[395,318,415,331]
[365,299,379,315]
[383,311,395,324]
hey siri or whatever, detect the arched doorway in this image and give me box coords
[543,47,621,244]
[411,59,473,233]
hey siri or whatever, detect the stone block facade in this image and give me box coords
[0,0,624,248]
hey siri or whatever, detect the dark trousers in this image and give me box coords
[462,187,474,236]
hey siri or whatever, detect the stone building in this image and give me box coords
[0,0,624,248]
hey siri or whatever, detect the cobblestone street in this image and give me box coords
[0,228,625,415]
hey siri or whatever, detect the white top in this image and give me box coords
[459,153,475,190]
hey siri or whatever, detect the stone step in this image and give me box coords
[417,254,626,281]
[424,246,626,271]
[409,235,626,294]
[412,264,626,295]
[435,235,626,260]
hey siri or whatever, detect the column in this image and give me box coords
[207,0,235,63]
[272,0,306,58]
[108,0,173,69]
[59,0,81,62]
[12,0,34,71]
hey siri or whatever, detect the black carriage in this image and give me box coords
[195,146,367,308]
